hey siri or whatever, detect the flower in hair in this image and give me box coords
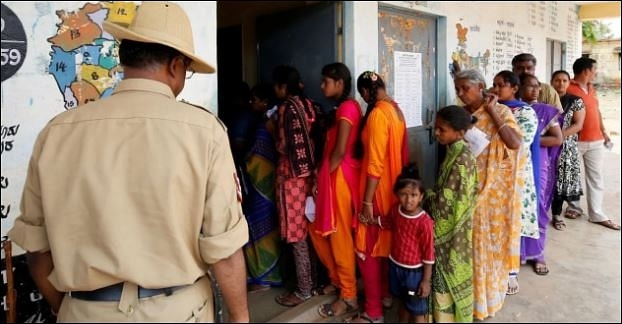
[363,71,378,81]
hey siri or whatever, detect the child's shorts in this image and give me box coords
[389,261,428,315]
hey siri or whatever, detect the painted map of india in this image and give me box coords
[47,2,136,109]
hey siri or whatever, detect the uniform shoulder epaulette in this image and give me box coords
[180,99,227,130]
[180,99,211,113]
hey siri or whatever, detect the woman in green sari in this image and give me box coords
[426,105,478,322]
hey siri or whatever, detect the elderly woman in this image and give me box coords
[453,70,522,321]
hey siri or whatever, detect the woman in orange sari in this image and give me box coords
[345,71,408,323]
[453,70,522,321]
[310,63,362,318]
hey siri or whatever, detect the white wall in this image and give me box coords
[439,1,581,102]
[175,1,218,108]
[376,1,582,104]
[0,1,217,254]
[344,1,379,104]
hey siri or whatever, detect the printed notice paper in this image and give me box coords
[394,51,422,127]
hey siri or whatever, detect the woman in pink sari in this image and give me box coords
[310,63,362,318]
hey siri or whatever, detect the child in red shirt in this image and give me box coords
[378,170,434,323]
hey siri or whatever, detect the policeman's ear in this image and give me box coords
[166,56,185,79]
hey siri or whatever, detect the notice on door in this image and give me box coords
[393,51,422,128]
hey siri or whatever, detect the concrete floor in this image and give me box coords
[245,145,621,323]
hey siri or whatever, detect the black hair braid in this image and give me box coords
[325,85,350,129]
[353,81,379,159]
[336,92,349,108]
[321,62,353,107]
[335,77,352,107]
[321,63,353,128]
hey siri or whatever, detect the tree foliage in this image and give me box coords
[582,20,613,44]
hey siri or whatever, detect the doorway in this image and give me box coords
[217,24,244,127]
[217,1,340,115]
[256,2,339,111]
[378,6,443,189]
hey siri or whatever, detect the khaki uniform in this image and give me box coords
[8,79,249,321]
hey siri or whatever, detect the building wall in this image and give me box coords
[374,1,583,104]
[344,1,380,79]
[582,39,622,86]
[1,1,218,249]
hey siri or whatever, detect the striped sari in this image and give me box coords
[243,122,282,286]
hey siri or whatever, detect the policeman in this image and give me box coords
[8,2,249,322]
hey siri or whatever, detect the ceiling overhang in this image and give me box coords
[577,1,621,20]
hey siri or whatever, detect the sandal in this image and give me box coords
[564,210,581,219]
[506,272,519,295]
[318,298,359,317]
[248,284,270,293]
[533,261,549,275]
[312,283,338,296]
[589,219,621,231]
[275,291,311,307]
[344,312,384,323]
[382,297,393,308]
[552,216,566,231]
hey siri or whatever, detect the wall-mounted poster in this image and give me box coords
[1,3,27,82]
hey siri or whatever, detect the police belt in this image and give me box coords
[69,282,190,301]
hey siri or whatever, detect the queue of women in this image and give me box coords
[227,54,609,322]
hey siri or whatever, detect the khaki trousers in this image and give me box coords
[57,276,213,322]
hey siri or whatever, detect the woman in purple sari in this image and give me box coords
[518,74,563,275]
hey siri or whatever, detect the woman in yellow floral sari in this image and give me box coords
[453,70,522,321]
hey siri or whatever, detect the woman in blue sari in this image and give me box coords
[243,83,283,291]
